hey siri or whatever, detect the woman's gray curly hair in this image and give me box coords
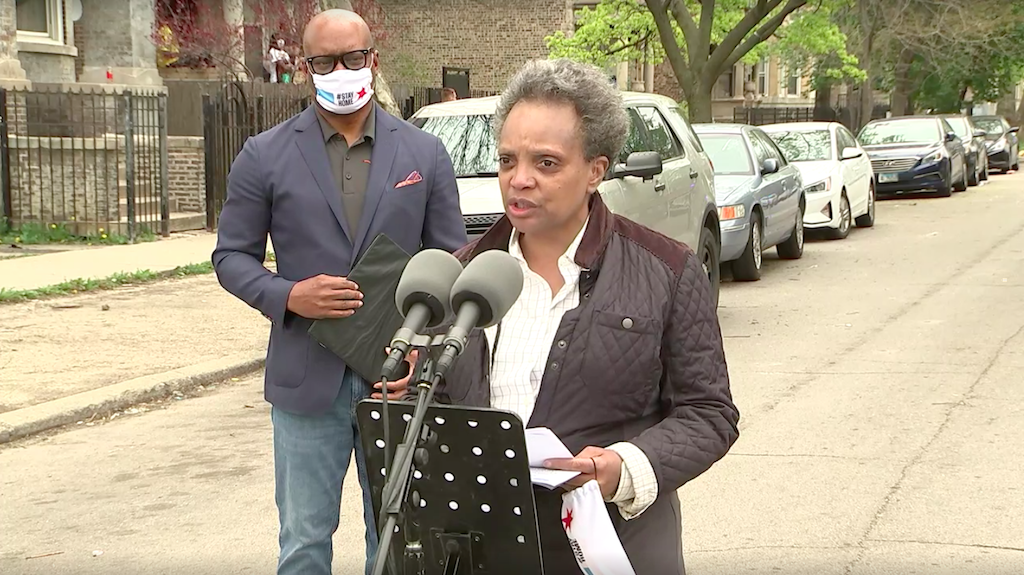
[493,58,629,163]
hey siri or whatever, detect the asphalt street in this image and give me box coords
[2,173,1023,575]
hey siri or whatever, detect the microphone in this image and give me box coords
[435,249,524,377]
[380,249,464,382]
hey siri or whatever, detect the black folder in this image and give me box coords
[308,233,412,384]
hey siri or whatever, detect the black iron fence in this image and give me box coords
[202,81,309,230]
[734,106,819,126]
[734,103,892,133]
[0,85,169,241]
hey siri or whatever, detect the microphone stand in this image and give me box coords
[371,334,451,575]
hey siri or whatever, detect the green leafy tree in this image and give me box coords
[547,0,859,122]
[906,3,1024,114]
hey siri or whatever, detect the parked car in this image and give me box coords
[409,92,724,303]
[971,115,1020,173]
[692,123,805,282]
[857,115,968,197]
[940,114,988,185]
[762,121,875,240]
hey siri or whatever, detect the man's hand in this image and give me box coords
[286,274,363,319]
[371,348,418,400]
[544,446,623,499]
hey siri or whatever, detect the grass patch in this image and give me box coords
[0,219,156,246]
[0,263,214,304]
[0,251,277,305]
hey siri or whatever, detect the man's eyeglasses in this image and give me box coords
[305,49,374,74]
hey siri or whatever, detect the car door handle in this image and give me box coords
[689,169,698,179]
[654,182,666,193]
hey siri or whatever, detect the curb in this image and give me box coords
[0,352,265,445]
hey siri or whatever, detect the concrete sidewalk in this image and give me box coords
[0,232,274,292]
[0,271,270,443]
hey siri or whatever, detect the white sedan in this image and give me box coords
[762,121,876,239]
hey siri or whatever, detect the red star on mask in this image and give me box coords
[562,509,573,531]
[357,87,367,99]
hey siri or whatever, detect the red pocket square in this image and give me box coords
[395,170,423,188]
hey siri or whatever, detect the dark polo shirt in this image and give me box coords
[315,105,375,236]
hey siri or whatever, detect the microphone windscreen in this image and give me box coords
[449,249,524,328]
[394,249,464,327]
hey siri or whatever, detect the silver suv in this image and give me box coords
[410,91,723,302]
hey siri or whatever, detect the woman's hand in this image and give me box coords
[543,445,623,499]
[371,348,419,400]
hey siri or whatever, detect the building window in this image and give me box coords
[16,0,65,44]
[716,66,734,98]
[757,57,768,95]
[782,65,800,96]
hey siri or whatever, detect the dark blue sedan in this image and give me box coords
[857,116,968,198]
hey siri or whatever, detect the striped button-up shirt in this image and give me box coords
[483,218,658,519]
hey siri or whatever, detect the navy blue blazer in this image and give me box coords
[212,103,467,415]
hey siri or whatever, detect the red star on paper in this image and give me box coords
[357,87,367,99]
[562,509,573,531]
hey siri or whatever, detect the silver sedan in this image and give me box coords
[693,123,806,281]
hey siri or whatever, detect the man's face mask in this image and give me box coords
[312,67,374,115]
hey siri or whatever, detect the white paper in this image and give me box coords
[525,427,581,489]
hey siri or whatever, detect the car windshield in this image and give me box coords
[973,118,1005,138]
[944,117,971,139]
[765,129,832,161]
[414,113,499,177]
[699,134,754,175]
[858,119,941,145]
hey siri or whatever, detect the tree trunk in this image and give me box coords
[814,82,833,121]
[857,2,874,131]
[890,48,914,116]
[687,86,714,123]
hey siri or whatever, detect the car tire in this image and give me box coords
[968,157,980,186]
[731,215,762,282]
[777,201,805,260]
[953,158,968,192]
[697,225,721,308]
[936,167,953,197]
[980,154,989,181]
[855,183,876,228]
[828,193,852,240]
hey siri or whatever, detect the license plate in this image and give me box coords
[878,173,898,183]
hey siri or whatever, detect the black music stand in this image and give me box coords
[356,397,544,575]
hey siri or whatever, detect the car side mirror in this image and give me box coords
[1009,126,1020,134]
[840,147,863,160]
[611,151,663,181]
[945,131,958,142]
[973,129,987,138]
[760,158,780,175]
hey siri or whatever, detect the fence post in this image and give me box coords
[0,89,11,225]
[202,93,216,231]
[124,89,136,242]
[158,91,170,237]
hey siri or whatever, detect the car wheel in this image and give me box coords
[697,225,721,308]
[855,183,876,228]
[936,167,953,197]
[980,154,989,181]
[777,202,805,260]
[828,193,852,240]
[953,158,968,192]
[968,157,980,186]
[731,215,762,282]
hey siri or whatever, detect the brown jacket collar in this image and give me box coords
[457,192,614,270]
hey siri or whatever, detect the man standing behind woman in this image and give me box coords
[385,58,740,573]
[212,9,466,575]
